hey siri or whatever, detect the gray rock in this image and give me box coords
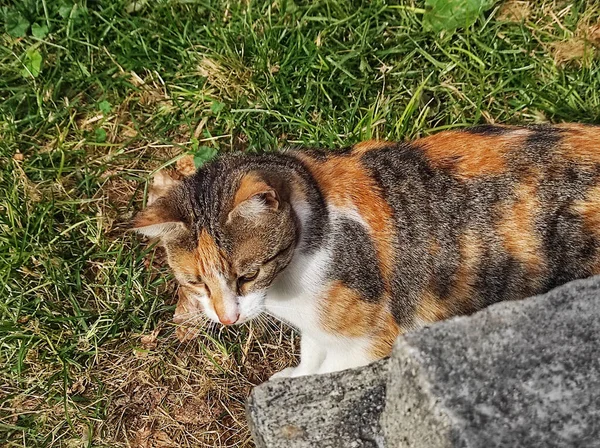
[384,275,600,448]
[247,360,388,448]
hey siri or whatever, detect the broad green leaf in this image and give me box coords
[210,101,225,114]
[423,0,495,32]
[98,100,112,114]
[21,49,42,78]
[5,10,30,37]
[58,3,73,19]
[193,146,218,168]
[58,1,85,21]
[31,23,49,39]
[94,128,107,143]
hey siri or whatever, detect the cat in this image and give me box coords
[132,123,600,379]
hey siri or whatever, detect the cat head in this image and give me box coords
[132,156,299,325]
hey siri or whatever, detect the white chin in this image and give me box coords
[238,291,266,322]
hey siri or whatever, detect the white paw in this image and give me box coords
[269,367,296,380]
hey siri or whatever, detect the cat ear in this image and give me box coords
[131,171,184,238]
[229,173,279,221]
[131,199,185,238]
[147,170,180,205]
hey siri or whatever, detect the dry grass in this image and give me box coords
[497,1,532,22]
[3,322,296,447]
[97,322,295,447]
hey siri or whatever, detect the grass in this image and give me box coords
[0,0,599,446]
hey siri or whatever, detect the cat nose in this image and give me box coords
[219,313,240,325]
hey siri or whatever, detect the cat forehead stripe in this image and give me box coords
[197,230,228,274]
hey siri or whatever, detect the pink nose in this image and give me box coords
[219,313,240,325]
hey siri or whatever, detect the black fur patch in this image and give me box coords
[361,143,438,326]
[519,126,563,164]
[330,217,384,302]
[463,125,511,136]
[541,206,597,290]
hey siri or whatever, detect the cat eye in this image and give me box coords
[187,279,203,286]
[264,241,294,264]
[239,269,259,283]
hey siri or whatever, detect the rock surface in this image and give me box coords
[247,360,388,448]
[248,276,600,448]
[384,275,600,448]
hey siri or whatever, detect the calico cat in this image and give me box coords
[132,123,600,378]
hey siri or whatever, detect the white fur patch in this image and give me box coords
[232,197,269,221]
[265,198,379,377]
[333,204,369,229]
[238,291,266,322]
[134,221,185,239]
[197,294,219,323]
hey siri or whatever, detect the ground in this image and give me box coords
[0,0,599,447]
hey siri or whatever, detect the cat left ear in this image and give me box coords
[131,171,185,238]
[131,198,185,238]
[229,173,279,221]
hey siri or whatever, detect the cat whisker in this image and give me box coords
[170,312,214,355]
[255,314,276,337]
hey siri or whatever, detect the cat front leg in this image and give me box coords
[317,341,373,374]
[268,366,296,380]
[269,333,326,380]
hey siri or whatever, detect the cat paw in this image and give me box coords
[269,367,296,380]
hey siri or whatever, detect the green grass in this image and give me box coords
[1,0,599,446]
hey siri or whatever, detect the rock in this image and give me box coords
[247,360,389,448]
[384,276,600,448]
[247,276,600,447]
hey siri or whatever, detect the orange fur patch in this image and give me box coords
[415,288,452,323]
[196,231,229,319]
[233,173,272,208]
[369,311,400,359]
[299,153,396,285]
[418,128,530,179]
[573,184,600,233]
[319,281,380,337]
[497,181,546,283]
[319,281,399,359]
[196,231,228,274]
[428,240,441,256]
[557,124,600,165]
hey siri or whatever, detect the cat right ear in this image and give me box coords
[228,173,280,222]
